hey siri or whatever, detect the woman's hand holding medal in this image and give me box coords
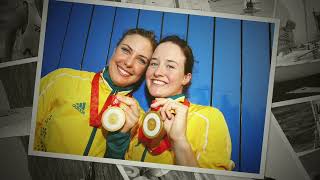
[116,95,140,133]
[150,98,197,166]
[150,98,189,144]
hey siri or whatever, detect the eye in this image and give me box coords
[121,47,130,54]
[138,58,147,65]
[167,65,175,69]
[150,62,158,67]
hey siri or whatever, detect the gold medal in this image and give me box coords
[142,111,165,139]
[101,106,125,132]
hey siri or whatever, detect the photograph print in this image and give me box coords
[29,0,278,178]
[272,0,320,102]
[0,0,43,63]
[0,0,43,138]
[272,97,320,180]
[118,164,218,180]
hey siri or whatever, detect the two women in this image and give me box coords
[109,35,234,170]
[34,26,234,170]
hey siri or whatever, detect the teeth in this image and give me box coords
[152,80,166,85]
[118,66,130,77]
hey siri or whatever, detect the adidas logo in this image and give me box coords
[72,102,86,114]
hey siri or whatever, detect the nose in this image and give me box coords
[124,55,134,67]
[154,65,164,77]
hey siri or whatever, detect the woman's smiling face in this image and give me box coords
[146,42,191,98]
[109,34,153,87]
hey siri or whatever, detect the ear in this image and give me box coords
[182,73,192,86]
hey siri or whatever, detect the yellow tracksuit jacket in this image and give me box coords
[125,96,235,170]
[33,68,133,157]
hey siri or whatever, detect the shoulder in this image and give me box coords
[45,68,95,78]
[188,103,226,124]
[188,103,231,140]
[39,68,96,94]
[42,68,96,84]
[189,103,224,117]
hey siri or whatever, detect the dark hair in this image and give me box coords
[158,35,194,93]
[117,28,157,51]
[159,35,194,75]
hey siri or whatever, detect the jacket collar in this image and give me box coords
[101,67,136,94]
[168,94,185,101]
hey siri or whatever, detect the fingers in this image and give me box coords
[116,95,136,107]
[119,103,139,124]
[158,99,189,121]
[162,100,174,120]
[119,103,139,133]
[153,99,176,120]
[150,98,170,108]
[116,95,139,116]
[117,95,140,133]
[163,118,172,133]
[119,103,131,114]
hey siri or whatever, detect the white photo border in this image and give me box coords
[28,0,280,179]
[272,95,320,108]
[0,57,38,69]
[271,96,320,180]
[270,113,312,180]
[0,58,38,139]
[116,164,131,180]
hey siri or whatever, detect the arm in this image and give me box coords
[33,69,61,151]
[195,108,234,170]
[171,138,198,167]
[105,95,142,159]
[151,98,198,167]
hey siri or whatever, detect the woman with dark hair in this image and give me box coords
[33,28,157,157]
[125,35,234,170]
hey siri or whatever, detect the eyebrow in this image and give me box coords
[150,58,178,65]
[122,44,148,60]
[121,44,133,51]
[138,55,148,61]
[167,59,178,65]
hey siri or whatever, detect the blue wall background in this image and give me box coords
[41,0,274,173]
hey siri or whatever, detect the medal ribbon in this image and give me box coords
[89,72,124,128]
[138,98,190,155]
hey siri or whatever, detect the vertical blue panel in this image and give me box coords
[137,10,162,41]
[212,18,241,171]
[58,3,93,70]
[187,15,214,106]
[41,1,72,77]
[241,21,270,173]
[161,12,188,40]
[82,6,116,72]
[106,8,139,62]
[133,10,163,111]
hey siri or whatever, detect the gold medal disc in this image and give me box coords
[142,111,163,138]
[102,107,125,132]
